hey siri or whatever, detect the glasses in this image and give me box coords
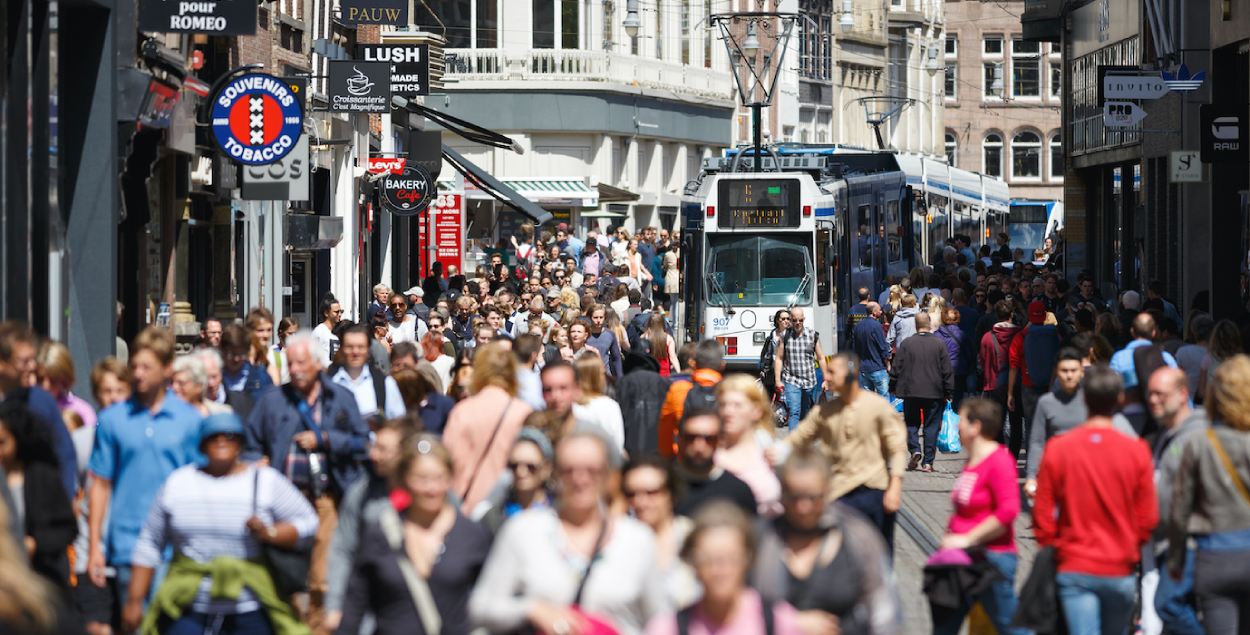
[507,461,541,474]
[680,432,719,445]
[778,316,792,322]
[624,486,666,499]
[793,318,805,323]
[391,302,407,309]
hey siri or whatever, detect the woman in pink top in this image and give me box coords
[645,502,802,635]
[714,375,782,517]
[931,397,1027,635]
[443,342,534,515]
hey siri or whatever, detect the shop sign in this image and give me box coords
[339,0,408,25]
[418,192,464,276]
[139,0,257,35]
[1169,151,1202,183]
[380,163,435,215]
[360,44,431,98]
[1103,101,1147,128]
[1162,64,1206,92]
[328,61,391,113]
[241,136,310,201]
[1103,74,1169,100]
[1201,105,1249,163]
[210,73,303,166]
[367,157,407,175]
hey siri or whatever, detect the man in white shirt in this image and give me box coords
[386,294,426,345]
[330,326,405,423]
[510,297,556,339]
[312,296,343,366]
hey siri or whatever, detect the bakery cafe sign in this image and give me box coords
[380,163,435,216]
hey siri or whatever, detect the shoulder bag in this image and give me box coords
[378,506,443,635]
[252,468,311,597]
[460,399,514,502]
[1206,428,1250,508]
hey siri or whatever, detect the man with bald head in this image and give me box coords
[1110,311,1177,438]
[1146,366,1206,635]
[852,301,892,397]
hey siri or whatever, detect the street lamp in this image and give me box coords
[839,0,855,31]
[742,23,761,57]
[623,0,641,38]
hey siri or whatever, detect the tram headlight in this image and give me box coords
[753,331,766,344]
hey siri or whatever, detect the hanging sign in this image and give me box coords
[360,44,431,97]
[241,136,310,200]
[367,157,407,175]
[380,163,435,216]
[139,0,257,35]
[210,73,303,166]
[328,61,391,113]
[1102,73,1169,100]
[1103,101,1148,128]
[1201,105,1249,163]
[419,192,464,276]
[1169,151,1202,183]
[339,0,408,25]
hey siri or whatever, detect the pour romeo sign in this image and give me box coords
[380,163,435,216]
[360,44,431,98]
[140,0,257,35]
[328,61,391,113]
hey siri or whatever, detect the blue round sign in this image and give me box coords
[210,73,304,165]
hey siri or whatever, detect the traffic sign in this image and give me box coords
[1103,73,1170,100]
[1103,101,1148,128]
[1170,151,1202,183]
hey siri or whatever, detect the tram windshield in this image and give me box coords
[706,234,813,306]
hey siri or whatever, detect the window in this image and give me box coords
[655,0,664,59]
[1012,131,1042,179]
[681,0,691,65]
[983,35,1003,56]
[886,200,902,263]
[602,0,615,51]
[945,132,957,166]
[560,0,579,49]
[1012,39,1041,97]
[419,0,471,48]
[856,205,873,268]
[706,235,813,306]
[945,35,958,57]
[533,0,554,48]
[945,62,957,99]
[1050,133,1064,179]
[703,0,713,68]
[984,62,1004,98]
[983,133,1003,177]
[1050,62,1062,97]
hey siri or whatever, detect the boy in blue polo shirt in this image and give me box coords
[86,326,203,609]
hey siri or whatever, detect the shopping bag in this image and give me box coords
[938,401,962,453]
[889,394,905,413]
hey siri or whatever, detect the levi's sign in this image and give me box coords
[368,157,407,175]
[139,0,257,35]
[1103,73,1170,100]
[360,44,431,98]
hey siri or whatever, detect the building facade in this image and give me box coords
[944,0,1063,204]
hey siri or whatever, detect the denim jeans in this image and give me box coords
[1154,548,1203,635]
[165,610,274,635]
[859,369,890,398]
[783,382,821,431]
[1056,572,1137,635]
[931,551,1030,635]
[838,485,895,553]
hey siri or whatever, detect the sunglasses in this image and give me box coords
[793,318,805,323]
[507,461,541,474]
[391,302,407,309]
[778,316,792,322]
[680,432,719,445]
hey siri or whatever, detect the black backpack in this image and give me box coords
[327,362,386,419]
[682,380,719,418]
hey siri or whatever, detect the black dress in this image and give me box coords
[337,512,493,635]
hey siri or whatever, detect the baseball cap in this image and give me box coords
[1027,300,1047,325]
[556,222,569,232]
[403,286,424,297]
[199,413,245,445]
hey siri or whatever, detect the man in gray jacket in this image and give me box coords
[1147,367,1206,635]
[889,312,953,472]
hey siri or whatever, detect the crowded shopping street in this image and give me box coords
[4,0,1250,633]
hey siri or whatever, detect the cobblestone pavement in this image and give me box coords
[893,450,1039,634]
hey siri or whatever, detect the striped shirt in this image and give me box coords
[132,465,318,614]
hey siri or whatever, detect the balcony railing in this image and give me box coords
[444,48,735,103]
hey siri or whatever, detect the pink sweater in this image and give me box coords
[948,446,1020,553]
[443,386,533,512]
[645,590,802,635]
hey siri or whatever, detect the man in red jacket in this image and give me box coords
[1033,364,1157,635]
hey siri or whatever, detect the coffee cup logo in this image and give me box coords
[347,66,375,96]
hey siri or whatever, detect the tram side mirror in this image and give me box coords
[825,244,836,266]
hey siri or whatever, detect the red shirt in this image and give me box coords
[1008,326,1033,388]
[1032,424,1157,576]
[948,446,1020,553]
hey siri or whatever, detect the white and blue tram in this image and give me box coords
[677,146,1010,369]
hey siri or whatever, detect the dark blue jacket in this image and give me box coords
[851,317,892,374]
[244,376,370,495]
[1023,324,1061,389]
[5,387,77,497]
[956,305,982,378]
[418,393,455,435]
[224,362,273,399]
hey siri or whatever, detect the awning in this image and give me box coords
[597,182,640,203]
[441,145,553,224]
[580,210,628,219]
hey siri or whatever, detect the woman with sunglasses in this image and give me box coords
[623,455,699,610]
[122,413,317,634]
[759,310,793,386]
[481,428,554,534]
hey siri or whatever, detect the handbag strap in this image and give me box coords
[1206,428,1250,508]
[571,515,610,606]
[459,399,514,502]
[379,506,443,635]
[252,467,259,516]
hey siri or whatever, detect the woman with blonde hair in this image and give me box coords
[715,375,782,516]
[442,341,535,515]
[1169,355,1250,633]
[35,341,96,429]
[572,353,625,451]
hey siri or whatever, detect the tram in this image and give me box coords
[1008,199,1064,255]
[677,145,1010,370]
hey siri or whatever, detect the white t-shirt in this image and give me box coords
[312,323,338,367]
[572,395,625,451]
[387,317,427,344]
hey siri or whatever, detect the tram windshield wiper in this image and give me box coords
[706,273,736,315]
[786,273,811,310]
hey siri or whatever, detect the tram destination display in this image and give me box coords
[717,179,801,228]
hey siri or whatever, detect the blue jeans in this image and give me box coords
[165,610,274,635]
[931,551,1030,635]
[1154,548,1203,635]
[1056,572,1137,635]
[859,369,890,398]
[783,382,821,431]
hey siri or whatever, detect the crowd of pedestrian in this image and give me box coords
[1,223,1250,635]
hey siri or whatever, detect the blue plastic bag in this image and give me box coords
[889,394,904,413]
[937,401,962,454]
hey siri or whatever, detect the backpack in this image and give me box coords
[682,380,719,419]
[328,362,386,419]
[1133,343,1169,436]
